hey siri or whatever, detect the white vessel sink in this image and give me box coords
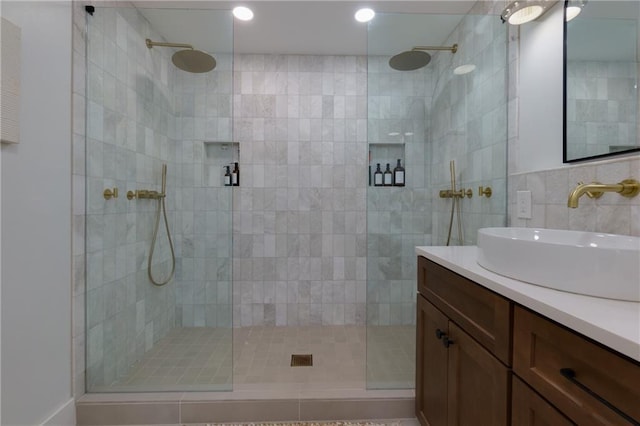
[477,228,640,302]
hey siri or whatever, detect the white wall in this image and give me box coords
[517,2,564,173]
[1,2,74,425]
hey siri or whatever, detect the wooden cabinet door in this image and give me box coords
[416,295,449,426]
[447,322,510,426]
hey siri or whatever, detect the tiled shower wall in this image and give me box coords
[172,56,234,328]
[566,61,638,159]
[430,4,509,245]
[82,6,178,389]
[366,56,433,326]
[231,54,369,326]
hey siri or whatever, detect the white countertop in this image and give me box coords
[416,246,640,363]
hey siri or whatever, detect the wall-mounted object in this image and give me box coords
[567,179,639,208]
[479,186,493,197]
[564,0,640,162]
[103,187,118,200]
[1,17,21,144]
[501,0,555,25]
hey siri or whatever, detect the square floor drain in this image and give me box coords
[291,354,313,367]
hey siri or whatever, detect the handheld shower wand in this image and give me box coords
[148,163,175,286]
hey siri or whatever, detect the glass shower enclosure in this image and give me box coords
[84,5,234,392]
[365,10,508,389]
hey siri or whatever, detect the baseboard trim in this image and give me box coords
[42,398,76,426]
[76,391,415,425]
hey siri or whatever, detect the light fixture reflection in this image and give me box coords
[566,0,587,21]
[355,8,375,23]
[233,6,254,21]
[501,1,545,25]
[454,64,476,75]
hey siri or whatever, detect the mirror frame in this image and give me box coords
[563,0,640,163]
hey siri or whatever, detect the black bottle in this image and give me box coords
[383,163,393,186]
[374,163,383,186]
[224,165,232,186]
[232,162,240,186]
[393,159,405,187]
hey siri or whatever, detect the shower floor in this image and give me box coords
[104,325,415,392]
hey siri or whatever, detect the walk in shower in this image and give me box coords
[84,3,508,394]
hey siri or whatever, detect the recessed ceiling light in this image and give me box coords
[355,8,375,23]
[404,132,414,136]
[454,64,476,75]
[233,6,254,21]
[388,132,400,136]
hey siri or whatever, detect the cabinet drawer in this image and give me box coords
[514,306,640,425]
[512,375,575,426]
[418,256,512,365]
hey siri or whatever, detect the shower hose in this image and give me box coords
[148,164,176,286]
[445,160,464,246]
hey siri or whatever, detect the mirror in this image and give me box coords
[564,0,640,162]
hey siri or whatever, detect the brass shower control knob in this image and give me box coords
[103,187,118,200]
[126,190,137,200]
[479,186,492,198]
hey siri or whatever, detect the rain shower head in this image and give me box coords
[146,38,216,73]
[389,44,458,71]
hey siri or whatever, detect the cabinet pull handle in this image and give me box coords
[442,336,454,348]
[435,329,446,340]
[560,368,640,425]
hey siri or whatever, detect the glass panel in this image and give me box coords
[365,11,508,389]
[85,6,234,392]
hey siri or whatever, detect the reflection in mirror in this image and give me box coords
[564,0,640,162]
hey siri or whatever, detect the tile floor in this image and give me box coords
[97,325,415,393]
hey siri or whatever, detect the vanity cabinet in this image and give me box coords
[416,255,640,426]
[416,257,511,426]
[514,306,640,425]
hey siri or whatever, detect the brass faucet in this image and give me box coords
[567,179,639,208]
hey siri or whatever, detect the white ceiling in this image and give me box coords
[134,1,475,56]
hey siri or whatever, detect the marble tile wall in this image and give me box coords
[172,56,234,328]
[82,5,178,390]
[366,55,433,326]
[231,54,369,326]
[509,155,640,236]
[566,61,637,159]
[430,6,509,245]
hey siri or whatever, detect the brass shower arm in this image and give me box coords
[145,38,193,50]
[412,44,458,53]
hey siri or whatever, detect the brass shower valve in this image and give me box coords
[103,187,118,200]
[478,186,492,197]
[439,188,472,198]
[127,190,164,200]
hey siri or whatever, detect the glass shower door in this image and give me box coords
[365,10,509,389]
[84,5,234,392]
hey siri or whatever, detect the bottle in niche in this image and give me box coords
[374,163,383,186]
[223,165,232,186]
[232,162,240,186]
[393,159,405,187]
[384,163,393,186]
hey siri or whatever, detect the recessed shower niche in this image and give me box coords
[204,141,239,187]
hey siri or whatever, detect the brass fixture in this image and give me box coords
[103,187,118,200]
[389,44,458,71]
[439,188,472,198]
[567,179,640,208]
[126,189,165,200]
[145,38,216,73]
[479,186,493,198]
